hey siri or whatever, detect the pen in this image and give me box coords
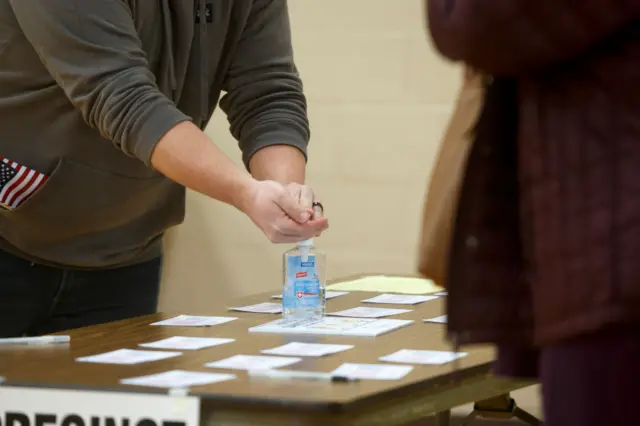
[248,369,358,383]
[0,335,71,346]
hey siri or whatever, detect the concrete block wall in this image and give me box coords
[159,0,462,312]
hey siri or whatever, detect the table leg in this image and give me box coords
[459,394,543,426]
[459,411,477,426]
[434,410,451,426]
[514,407,543,425]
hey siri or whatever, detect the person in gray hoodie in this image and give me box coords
[0,0,328,337]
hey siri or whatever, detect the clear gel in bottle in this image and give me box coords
[282,238,326,320]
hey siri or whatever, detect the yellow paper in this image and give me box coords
[327,275,444,295]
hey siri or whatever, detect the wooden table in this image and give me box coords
[0,290,536,425]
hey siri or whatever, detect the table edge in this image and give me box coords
[0,362,493,412]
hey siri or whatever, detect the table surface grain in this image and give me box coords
[0,288,495,410]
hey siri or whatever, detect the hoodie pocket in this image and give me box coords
[0,157,185,266]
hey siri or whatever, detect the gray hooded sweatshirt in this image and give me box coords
[0,0,309,268]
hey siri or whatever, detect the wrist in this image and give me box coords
[230,176,258,214]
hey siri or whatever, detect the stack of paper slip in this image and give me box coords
[76,349,182,365]
[272,291,348,300]
[205,354,302,371]
[362,294,438,305]
[424,315,447,324]
[120,370,236,388]
[229,302,282,314]
[249,317,414,337]
[150,315,238,327]
[379,349,467,365]
[261,342,354,357]
[139,336,235,351]
[327,307,411,318]
[331,363,413,380]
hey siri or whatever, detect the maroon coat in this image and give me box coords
[426,0,640,347]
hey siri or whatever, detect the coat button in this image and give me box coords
[465,235,478,248]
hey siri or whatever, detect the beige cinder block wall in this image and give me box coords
[158,0,461,312]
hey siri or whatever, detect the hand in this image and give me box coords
[239,179,329,243]
[284,182,325,220]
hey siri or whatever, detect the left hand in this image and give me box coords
[284,183,328,235]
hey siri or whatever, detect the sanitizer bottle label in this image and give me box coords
[284,255,320,310]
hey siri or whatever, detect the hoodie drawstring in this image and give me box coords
[159,0,177,96]
[197,0,209,125]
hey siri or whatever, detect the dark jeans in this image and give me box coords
[0,249,162,337]
[496,327,640,426]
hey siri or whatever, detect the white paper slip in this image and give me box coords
[433,291,448,297]
[120,369,236,388]
[250,317,414,337]
[205,354,302,371]
[331,363,413,381]
[76,349,181,365]
[362,294,438,305]
[151,315,238,327]
[229,302,282,314]
[424,315,447,324]
[139,336,235,351]
[261,342,354,357]
[380,349,467,365]
[272,291,348,300]
[328,307,411,318]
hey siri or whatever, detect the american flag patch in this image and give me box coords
[0,156,49,210]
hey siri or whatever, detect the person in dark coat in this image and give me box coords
[425,1,640,424]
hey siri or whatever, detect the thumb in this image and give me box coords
[299,185,314,211]
[276,190,310,223]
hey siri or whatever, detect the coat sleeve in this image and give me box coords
[219,0,310,171]
[426,0,640,75]
[8,0,191,166]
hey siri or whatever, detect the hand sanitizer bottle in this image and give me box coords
[282,238,326,320]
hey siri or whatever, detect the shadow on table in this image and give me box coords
[406,415,528,425]
[406,385,543,425]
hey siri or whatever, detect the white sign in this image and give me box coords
[0,386,199,426]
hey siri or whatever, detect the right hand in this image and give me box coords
[239,179,329,243]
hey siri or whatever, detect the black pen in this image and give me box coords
[248,369,358,383]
